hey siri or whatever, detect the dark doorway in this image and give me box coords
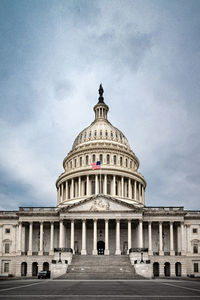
[43,262,49,271]
[21,262,27,276]
[175,262,181,276]
[32,262,38,276]
[164,262,170,277]
[97,241,105,255]
[153,262,159,277]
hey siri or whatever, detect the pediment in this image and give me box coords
[60,195,141,213]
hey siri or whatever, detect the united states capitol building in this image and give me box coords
[0,85,200,279]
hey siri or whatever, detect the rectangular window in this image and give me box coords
[86,155,89,165]
[194,263,199,272]
[5,228,10,234]
[4,263,9,273]
[92,154,96,163]
[80,157,82,167]
[99,154,103,163]
[113,155,116,165]
[120,157,123,166]
[193,244,198,254]
[5,244,10,254]
[193,228,198,234]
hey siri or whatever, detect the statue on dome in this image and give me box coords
[98,84,104,103]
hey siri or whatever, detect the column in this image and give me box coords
[50,222,54,255]
[134,180,137,200]
[0,225,3,255]
[78,177,81,197]
[105,219,109,255]
[128,178,132,199]
[170,222,175,255]
[70,220,74,253]
[12,225,17,253]
[181,222,185,255]
[113,175,116,196]
[18,222,22,255]
[61,183,64,202]
[104,175,107,195]
[139,183,141,202]
[39,222,43,255]
[121,177,124,197]
[57,186,60,203]
[92,219,97,255]
[86,175,89,196]
[128,219,132,254]
[81,219,87,255]
[28,222,33,256]
[65,181,68,200]
[95,175,98,195]
[59,220,65,248]
[71,179,74,199]
[186,224,191,253]
[148,221,153,255]
[142,186,145,204]
[138,220,143,248]
[159,222,164,255]
[115,219,121,255]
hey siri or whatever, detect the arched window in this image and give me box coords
[153,262,159,277]
[70,161,72,169]
[99,154,103,163]
[105,131,108,137]
[120,157,123,166]
[86,155,89,165]
[130,160,132,168]
[74,159,77,168]
[164,262,170,277]
[125,159,128,167]
[107,154,110,164]
[80,157,82,167]
[113,155,117,165]
[89,131,91,138]
[94,130,97,137]
[111,131,113,138]
[100,130,102,137]
[92,154,96,163]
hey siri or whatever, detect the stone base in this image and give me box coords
[27,251,32,256]
[105,249,110,255]
[92,249,98,255]
[148,250,153,256]
[170,250,175,256]
[115,250,121,255]
[49,250,54,256]
[38,251,43,256]
[181,251,186,256]
[159,251,164,256]
[81,250,87,255]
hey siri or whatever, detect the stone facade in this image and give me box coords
[0,86,200,278]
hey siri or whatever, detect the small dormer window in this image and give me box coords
[105,131,108,137]
[84,132,87,140]
[120,156,123,166]
[113,155,116,165]
[92,154,96,162]
[94,130,97,137]
[130,161,132,168]
[74,159,77,168]
[116,132,118,139]
[99,154,103,163]
[86,155,89,165]
[89,131,91,138]
[125,159,128,167]
[193,228,198,234]
[111,131,113,138]
[107,154,110,164]
[5,228,10,234]
[100,130,102,137]
[80,157,82,167]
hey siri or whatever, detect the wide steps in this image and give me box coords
[57,255,143,280]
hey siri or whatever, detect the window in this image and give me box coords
[4,263,9,273]
[92,181,95,195]
[193,244,198,254]
[86,155,89,165]
[194,263,199,273]
[111,131,113,138]
[70,161,72,169]
[193,228,198,234]
[105,131,108,137]
[107,181,111,195]
[74,159,77,168]
[92,154,96,163]
[115,181,118,195]
[100,130,102,137]
[94,130,97,137]
[89,131,91,138]
[107,154,110,164]
[5,228,10,234]
[120,157,123,166]
[125,159,128,167]
[99,154,103,163]
[130,161,132,168]
[5,243,10,254]
[113,155,116,165]
[80,157,82,167]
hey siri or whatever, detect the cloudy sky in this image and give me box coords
[0,0,200,210]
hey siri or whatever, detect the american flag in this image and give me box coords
[91,161,101,170]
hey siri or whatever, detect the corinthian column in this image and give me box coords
[148,221,153,255]
[105,219,109,255]
[39,222,44,256]
[28,222,33,256]
[128,219,132,254]
[92,219,97,255]
[50,222,54,255]
[81,219,87,255]
[170,222,175,256]
[159,222,164,256]
[115,219,121,255]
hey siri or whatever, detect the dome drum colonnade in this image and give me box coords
[56,85,146,206]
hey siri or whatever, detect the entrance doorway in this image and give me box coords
[97,241,105,255]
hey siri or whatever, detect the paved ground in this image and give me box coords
[0,279,200,300]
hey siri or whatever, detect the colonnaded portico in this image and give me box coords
[0,85,199,279]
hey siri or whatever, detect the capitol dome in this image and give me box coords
[56,85,146,208]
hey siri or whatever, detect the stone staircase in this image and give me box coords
[58,255,143,280]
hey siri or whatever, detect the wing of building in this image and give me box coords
[0,85,200,279]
